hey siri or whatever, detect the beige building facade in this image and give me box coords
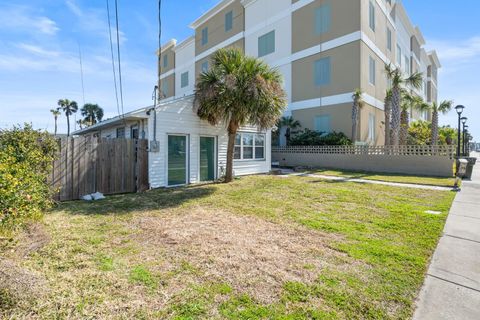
[158,0,440,146]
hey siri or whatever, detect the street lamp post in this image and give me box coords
[461,117,468,156]
[464,126,469,156]
[455,105,465,158]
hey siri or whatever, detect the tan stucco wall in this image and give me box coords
[159,46,175,76]
[292,103,353,136]
[361,0,395,62]
[360,42,388,102]
[292,41,361,102]
[292,0,361,53]
[359,103,385,145]
[195,0,244,55]
[272,151,454,177]
[195,38,245,80]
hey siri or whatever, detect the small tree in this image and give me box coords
[195,48,287,183]
[400,92,428,145]
[351,89,363,143]
[279,116,301,146]
[430,100,453,145]
[50,108,61,136]
[80,103,104,126]
[384,89,392,145]
[57,99,78,136]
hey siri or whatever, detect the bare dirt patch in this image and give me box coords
[133,208,353,304]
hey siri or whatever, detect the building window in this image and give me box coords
[369,1,376,31]
[234,133,265,160]
[314,57,331,86]
[387,28,392,51]
[201,27,208,46]
[369,56,376,85]
[201,61,209,73]
[314,115,331,134]
[404,55,410,75]
[162,80,169,97]
[258,30,275,57]
[116,127,125,138]
[225,10,233,32]
[181,72,189,88]
[315,4,331,34]
[368,113,376,142]
[397,44,402,66]
[163,55,168,68]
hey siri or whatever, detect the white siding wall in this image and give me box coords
[148,97,271,188]
[244,0,293,111]
[175,37,196,97]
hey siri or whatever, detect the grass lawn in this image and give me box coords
[1,175,455,319]
[308,169,456,187]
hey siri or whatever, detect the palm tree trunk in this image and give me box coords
[54,117,58,136]
[384,99,391,146]
[431,111,439,145]
[66,114,70,137]
[351,102,358,143]
[391,87,401,146]
[400,109,409,145]
[225,121,239,183]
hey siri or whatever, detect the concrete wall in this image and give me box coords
[272,151,454,177]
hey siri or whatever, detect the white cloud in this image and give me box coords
[34,17,60,35]
[17,43,61,57]
[0,5,59,36]
[428,37,480,62]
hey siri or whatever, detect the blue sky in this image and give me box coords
[0,0,478,140]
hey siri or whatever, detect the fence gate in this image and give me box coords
[49,137,149,201]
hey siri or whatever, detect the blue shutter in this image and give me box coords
[314,115,331,134]
[201,61,209,73]
[181,72,189,88]
[201,27,208,45]
[314,57,331,86]
[369,56,376,85]
[163,55,168,68]
[369,1,375,31]
[225,11,233,32]
[387,28,392,51]
[315,4,331,34]
[258,30,275,57]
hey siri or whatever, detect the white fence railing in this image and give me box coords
[272,145,456,159]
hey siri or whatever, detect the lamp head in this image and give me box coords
[461,117,468,125]
[455,105,465,115]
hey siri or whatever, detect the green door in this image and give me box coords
[168,135,187,186]
[200,137,215,181]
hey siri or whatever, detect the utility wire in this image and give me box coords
[106,0,121,119]
[114,0,125,118]
[78,43,86,106]
[158,0,162,101]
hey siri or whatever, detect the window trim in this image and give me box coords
[116,127,125,139]
[234,132,266,162]
[180,71,189,88]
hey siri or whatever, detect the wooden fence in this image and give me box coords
[50,137,149,201]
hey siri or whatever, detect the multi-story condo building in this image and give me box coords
[157,0,440,145]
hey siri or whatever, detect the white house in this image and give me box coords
[73,95,272,188]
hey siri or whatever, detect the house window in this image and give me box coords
[314,57,331,86]
[163,55,168,69]
[234,133,265,160]
[368,113,376,141]
[314,115,331,134]
[225,11,233,32]
[116,127,125,138]
[201,27,208,46]
[181,72,189,88]
[369,56,376,85]
[258,30,275,57]
[162,80,169,97]
[315,4,331,34]
[369,1,376,31]
[387,28,392,51]
[397,44,402,66]
[201,61,209,73]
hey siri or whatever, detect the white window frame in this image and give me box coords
[234,132,266,161]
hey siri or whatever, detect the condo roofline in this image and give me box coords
[427,51,442,68]
[156,39,177,56]
[189,0,235,29]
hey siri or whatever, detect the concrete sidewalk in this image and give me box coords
[414,153,480,319]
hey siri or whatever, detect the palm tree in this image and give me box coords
[384,64,423,146]
[194,48,287,183]
[400,92,426,145]
[351,89,363,143]
[80,103,104,126]
[430,100,453,145]
[57,99,78,136]
[279,116,301,146]
[50,108,61,136]
[384,89,392,146]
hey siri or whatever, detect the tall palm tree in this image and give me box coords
[351,89,363,143]
[57,99,78,136]
[50,108,61,136]
[195,48,287,183]
[384,89,392,146]
[384,64,423,146]
[279,116,301,146]
[400,92,426,145]
[430,100,453,145]
[80,103,104,126]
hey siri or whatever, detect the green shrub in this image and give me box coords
[0,124,57,233]
[289,129,352,146]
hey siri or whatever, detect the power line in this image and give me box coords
[78,44,86,106]
[158,0,162,101]
[114,0,125,117]
[105,0,121,119]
